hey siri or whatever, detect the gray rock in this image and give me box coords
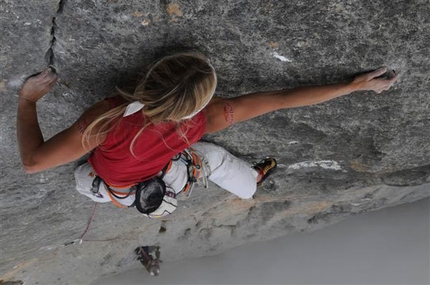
[1,0,429,284]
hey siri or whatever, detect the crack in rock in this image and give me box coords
[45,0,65,67]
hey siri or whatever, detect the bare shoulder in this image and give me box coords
[204,97,233,134]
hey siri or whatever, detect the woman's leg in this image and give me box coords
[74,162,111,203]
[191,142,258,199]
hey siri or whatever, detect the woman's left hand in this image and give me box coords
[19,68,57,102]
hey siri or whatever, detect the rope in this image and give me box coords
[79,202,98,241]
[63,203,115,246]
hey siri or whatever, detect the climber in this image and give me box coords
[135,246,162,276]
[17,53,398,217]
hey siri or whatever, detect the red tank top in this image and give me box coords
[88,96,206,186]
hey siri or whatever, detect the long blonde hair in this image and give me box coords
[82,52,217,153]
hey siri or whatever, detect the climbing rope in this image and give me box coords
[63,203,115,246]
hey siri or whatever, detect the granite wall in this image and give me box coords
[1,1,429,284]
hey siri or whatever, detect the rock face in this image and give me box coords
[1,0,429,284]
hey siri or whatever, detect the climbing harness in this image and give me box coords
[90,161,177,218]
[89,148,208,218]
[175,148,209,196]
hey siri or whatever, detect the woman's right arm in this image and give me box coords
[17,68,109,173]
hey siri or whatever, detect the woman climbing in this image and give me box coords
[17,53,398,217]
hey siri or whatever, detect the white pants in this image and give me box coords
[74,142,258,205]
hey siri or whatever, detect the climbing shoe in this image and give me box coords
[253,157,277,187]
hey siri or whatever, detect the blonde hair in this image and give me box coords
[82,52,217,153]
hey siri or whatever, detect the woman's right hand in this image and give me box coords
[350,67,398,94]
[19,68,57,102]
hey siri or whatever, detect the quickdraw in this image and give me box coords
[177,148,209,196]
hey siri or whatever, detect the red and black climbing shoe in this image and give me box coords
[253,158,277,187]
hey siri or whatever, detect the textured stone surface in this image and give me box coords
[1,0,430,284]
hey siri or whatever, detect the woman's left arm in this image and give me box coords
[204,67,398,134]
